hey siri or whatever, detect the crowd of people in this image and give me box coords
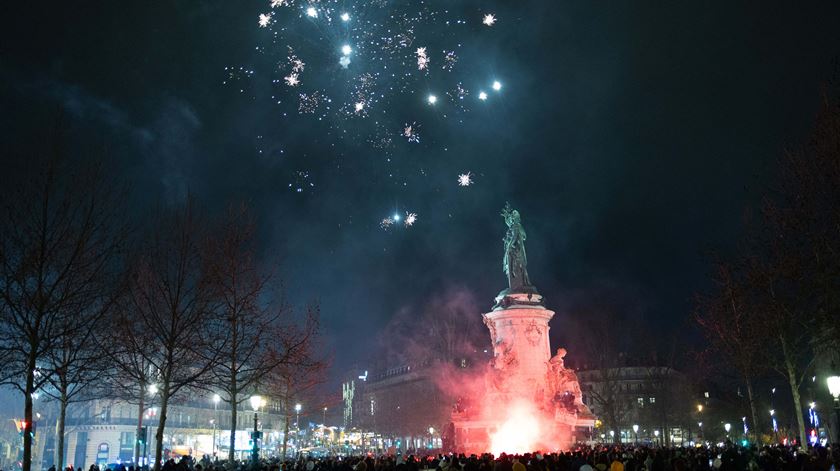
[54,442,836,471]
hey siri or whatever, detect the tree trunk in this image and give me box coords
[134,388,145,467]
[746,381,759,444]
[228,394,238,463]
[55,393,68,470]
[23,360,36,471]
[281,399,290,460]
[780,335,807,446]
[153,390,170,471]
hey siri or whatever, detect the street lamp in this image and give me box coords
[250,395,263,464]
[137,383,159,467]
[212,394,221,458]
[632,424,639,444]
[828,376,840,442]
[724,423,731,440]
[428,427,435,449]
[609,430,615,443]
[295,403,302,449]
[654,430,660,445]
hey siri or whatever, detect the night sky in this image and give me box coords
[3,1,840,379]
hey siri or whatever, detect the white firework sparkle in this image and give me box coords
[270,0,289,7]
[416,47,429,70]
[404,212,417,227]
[380,217,395,230]
[458,172,473,187]
[258,13,272,27]
[482,14,496,26]
[284,73,300,87]
[403,122,420,143]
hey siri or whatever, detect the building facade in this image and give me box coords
[28,397,287,470]
[577,366,698,445]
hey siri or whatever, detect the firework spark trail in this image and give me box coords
[458,172,473,187]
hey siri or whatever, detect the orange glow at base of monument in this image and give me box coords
[489,400,542,455]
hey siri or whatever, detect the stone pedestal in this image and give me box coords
[483,300,554,394]
[449,290,595,453]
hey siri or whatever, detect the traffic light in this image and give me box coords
[138,426,148,445]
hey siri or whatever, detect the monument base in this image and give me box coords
[448,296,595,454]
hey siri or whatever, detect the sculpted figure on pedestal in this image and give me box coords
[501,203,532,292]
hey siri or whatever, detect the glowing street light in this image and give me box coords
[697,404,703,413]
[294,403,302,449]
[632,424,639,444]
[148,384,158,395]
[250,395,263,463]
[724,422,731,439]
[211,394,221,456]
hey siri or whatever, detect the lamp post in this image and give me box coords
[724,423,731,441]
[250,395,263,464]
[632,424,639,445]
[295,403,302,450]
[139,383,158,468]
[322,407,328,447]
[654,430,660,446]
[609,430,615,443]
[828,376,840,443]
[212,394,221,458]
[428,427,435,449]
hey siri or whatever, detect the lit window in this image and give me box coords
[704,391,710,398]
[460,359,467,368]
[649,397,655,403]
[637,397,644,406]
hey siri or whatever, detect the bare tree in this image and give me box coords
[204,205,289,462]
[104,304,162,467]
[0,141,125,471]
[42,308,113,470]
[263,306,325,459]
[695,262,765,443]
[125,200,223,470]
[570,311,633,440]
[701,90,840,446]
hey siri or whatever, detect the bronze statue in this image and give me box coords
[501,203,532,291]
